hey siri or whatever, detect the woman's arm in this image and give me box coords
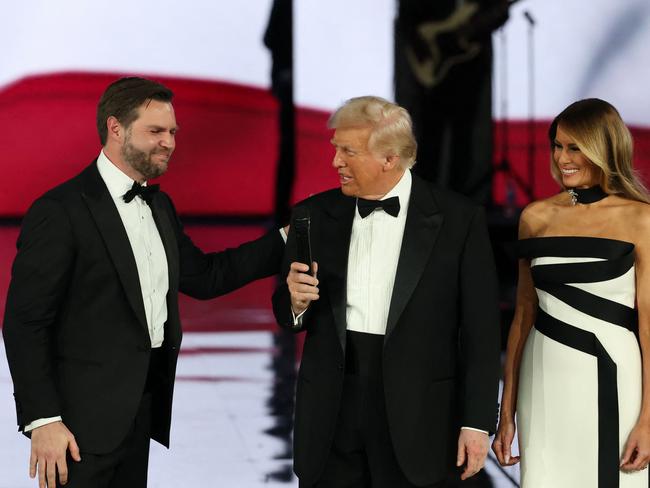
[492,206,540,466]
[621,207,650,471]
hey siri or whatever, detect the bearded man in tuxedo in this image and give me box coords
[4,77,286,488]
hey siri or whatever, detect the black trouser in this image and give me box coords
[58,348,164,488]
[301,331,443,488]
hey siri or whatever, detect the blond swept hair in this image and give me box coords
[549,98,650,203]
[328,96,418,168]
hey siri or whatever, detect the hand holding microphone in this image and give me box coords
[287,261,319,315]
[288,207,319,315]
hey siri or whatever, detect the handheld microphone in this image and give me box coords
[293,206,313,274]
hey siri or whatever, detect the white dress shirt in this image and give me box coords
[96,151,169,348]
[346,170,411,335]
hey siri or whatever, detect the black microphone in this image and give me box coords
[292,206,313,274]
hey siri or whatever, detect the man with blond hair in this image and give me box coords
[273,96,500,487]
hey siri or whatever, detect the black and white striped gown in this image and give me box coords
[517,237,646,488]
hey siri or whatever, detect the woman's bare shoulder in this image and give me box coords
[519,194,566,238]
[621,198,650,237]
[598,196,650,244]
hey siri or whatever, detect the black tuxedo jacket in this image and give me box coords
[273,175,500,486]
[3,162,284,454]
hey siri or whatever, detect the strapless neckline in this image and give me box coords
[520,235,635,248]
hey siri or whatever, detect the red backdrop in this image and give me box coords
[1,72,649,216]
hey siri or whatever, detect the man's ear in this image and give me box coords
[383,154,401,171]
[106,116,123,143]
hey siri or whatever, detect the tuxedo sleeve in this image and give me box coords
[3,198,74,428]
[458,207,501,434]
[160,195,285,299]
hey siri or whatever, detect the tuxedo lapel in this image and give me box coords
[149,193,181,346]
[385,176,443,340]
[320,194,356,353]
[80,162,149,334]
[149,194,179,295]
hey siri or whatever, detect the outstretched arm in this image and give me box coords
[156,194,285,299]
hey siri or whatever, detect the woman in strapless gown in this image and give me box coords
[492,99,650,487]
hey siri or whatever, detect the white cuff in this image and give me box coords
[291,307,308,327]
[461,426,489,435]
[24,416,62,432]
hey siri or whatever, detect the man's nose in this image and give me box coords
[332,151,344,168]
[160,133,174,149]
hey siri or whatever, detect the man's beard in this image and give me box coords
[121,133,170,180]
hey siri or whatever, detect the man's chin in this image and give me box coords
[156,161,169,175]
[147,160,169,179]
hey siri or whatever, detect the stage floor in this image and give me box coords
[0,224,520,487]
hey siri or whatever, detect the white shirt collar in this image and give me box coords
[379,169,412,216]
[96,150,144,202]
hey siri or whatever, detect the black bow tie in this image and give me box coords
[122,181,160,205]
[357,196,400,218]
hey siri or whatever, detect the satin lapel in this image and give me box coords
[321,194,356,353]
[149,193,181,345]
[385,177,443,341]
[80,163,148,334]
